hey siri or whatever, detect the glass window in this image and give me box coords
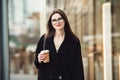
[8,0,41,79]
[112,0,120,80]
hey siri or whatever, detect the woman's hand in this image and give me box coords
[38,52,47,63]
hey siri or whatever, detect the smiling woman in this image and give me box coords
[5,0,120,80]
[51,13,65,31]
[34,9,85,80]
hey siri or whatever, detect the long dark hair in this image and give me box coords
[45,9,76,38]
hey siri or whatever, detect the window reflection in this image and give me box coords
[9,0,40,80]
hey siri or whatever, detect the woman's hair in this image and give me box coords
[46,9,76,38]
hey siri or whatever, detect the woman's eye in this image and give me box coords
[52,19,56,22]
[58,18,63,20]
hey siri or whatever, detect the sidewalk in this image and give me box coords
[10,73,37,80]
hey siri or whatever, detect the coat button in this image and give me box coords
[59,76,62,80]
[49,75,53,79]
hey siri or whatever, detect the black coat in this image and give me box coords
[34,33,84,80]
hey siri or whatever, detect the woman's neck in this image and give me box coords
[54,30,65,38]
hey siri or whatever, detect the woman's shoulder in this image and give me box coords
[40,34,46,39]
[37,34,46,42]
[67,34,80,43]
[73,36,80,44]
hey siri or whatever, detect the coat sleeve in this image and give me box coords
[34,35,44,69]
[74,38,84,80]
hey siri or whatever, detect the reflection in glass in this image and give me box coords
[8,0,40,80]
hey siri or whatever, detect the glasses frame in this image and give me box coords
[51,17,63,24]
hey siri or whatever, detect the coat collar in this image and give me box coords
[46,33,71,53]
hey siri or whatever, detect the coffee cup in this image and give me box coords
[41,50,50,63]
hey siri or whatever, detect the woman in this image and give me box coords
[34,9,84,80]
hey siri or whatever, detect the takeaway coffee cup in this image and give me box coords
[41,50,50,63]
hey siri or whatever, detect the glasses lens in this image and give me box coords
[58,18,63,23]
[52,17,63,24]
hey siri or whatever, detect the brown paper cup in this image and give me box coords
[41,50,50,63]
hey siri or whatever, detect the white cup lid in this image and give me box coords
[41,50,49,54]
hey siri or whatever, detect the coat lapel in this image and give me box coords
[45,34,72,54]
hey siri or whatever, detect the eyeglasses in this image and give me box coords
[51,17,63,24]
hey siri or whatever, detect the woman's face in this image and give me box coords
[51,13,65,31]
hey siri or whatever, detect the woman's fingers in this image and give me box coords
[38,53,47,63]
